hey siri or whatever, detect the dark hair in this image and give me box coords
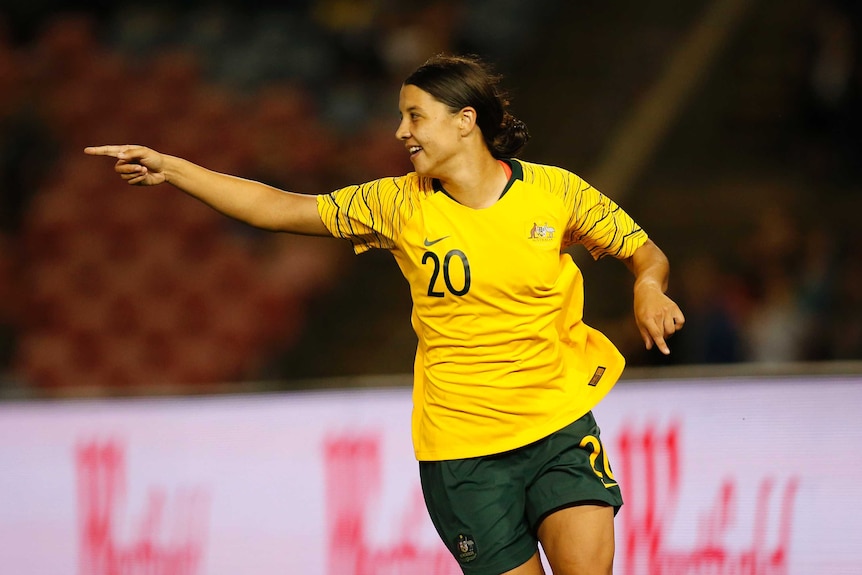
[404,54,530,158]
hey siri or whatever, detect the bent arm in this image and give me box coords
[623,239,685,354]
[85,145,330,236]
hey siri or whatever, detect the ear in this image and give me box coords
[458,107,478,136]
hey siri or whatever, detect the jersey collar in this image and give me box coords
[432,158,524,203]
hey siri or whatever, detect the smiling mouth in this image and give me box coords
[408,146,422,157]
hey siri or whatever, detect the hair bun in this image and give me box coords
[493,113,530,158]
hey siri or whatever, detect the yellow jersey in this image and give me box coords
[317,159,648,460]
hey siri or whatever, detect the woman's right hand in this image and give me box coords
[84,145,167,186]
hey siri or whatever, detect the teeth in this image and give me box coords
[410,146,421,154]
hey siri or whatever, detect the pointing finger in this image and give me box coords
[653,333,670,355]
[643,316,671,355]
[84,145,127,157]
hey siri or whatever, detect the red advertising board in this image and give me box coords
[1,375,859,574]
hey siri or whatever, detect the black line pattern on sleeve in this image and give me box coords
[318,176,422,253]
[563,169,648,259]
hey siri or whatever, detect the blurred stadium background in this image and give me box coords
[0,0,860,398]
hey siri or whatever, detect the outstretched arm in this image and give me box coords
[84,145,330,236]
[623,239,685,355]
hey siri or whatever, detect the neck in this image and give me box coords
[438,155,509,209]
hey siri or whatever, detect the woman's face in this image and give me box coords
[396,84,464,177]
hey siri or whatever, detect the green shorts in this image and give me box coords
[419,411,622,575]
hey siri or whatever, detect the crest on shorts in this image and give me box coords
[454,534,478,563]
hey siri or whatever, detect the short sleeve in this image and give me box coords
[317,176,420,254]
[561,171,648,260]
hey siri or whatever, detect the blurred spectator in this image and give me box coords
[672,256,743,364]
[734,204,803,362]
[743,262,809,363]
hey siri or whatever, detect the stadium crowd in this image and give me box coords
[0,0,859,395]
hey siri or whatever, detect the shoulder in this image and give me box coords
[388,172,437,198]
[331,172,435,199]
[317,172,435,235]
[514,160,589,202]
[320,172,434,206]
[516,160,583,189]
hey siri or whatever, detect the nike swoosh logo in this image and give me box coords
[424,236,450,247]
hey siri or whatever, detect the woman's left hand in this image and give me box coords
[633,284,685,355]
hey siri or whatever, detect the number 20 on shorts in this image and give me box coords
[580,435,618,488]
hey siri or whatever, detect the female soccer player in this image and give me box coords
[86,54,684,575]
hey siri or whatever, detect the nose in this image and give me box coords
[395,118,410,141]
